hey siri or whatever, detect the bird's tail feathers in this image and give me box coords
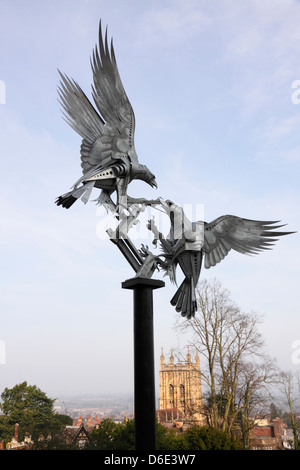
[171,277,197,319]
[55,182,95,209]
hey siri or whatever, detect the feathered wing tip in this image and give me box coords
[237,220,296,256]
[204,216,296,269]
[255,220,296,237]
[57,69,104,143]
[170,278,197,320]
[90,20,135,136]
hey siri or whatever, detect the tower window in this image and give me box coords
[180,384,185,412]
[169,384,175,407]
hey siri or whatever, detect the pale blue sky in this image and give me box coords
[0,0,299,399]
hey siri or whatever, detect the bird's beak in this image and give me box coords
[150,180,158,189]
[159,198,170,211]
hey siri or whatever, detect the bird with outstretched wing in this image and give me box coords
[55,21,157,213]
[148,199,295,319]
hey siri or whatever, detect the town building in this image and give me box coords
[74,414,101,427]
[5,423,33,450]
[158,347,204,424]
[248,418,291,450]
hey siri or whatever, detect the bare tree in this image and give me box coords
[176,278,278,435]
[278,371,300,450]
[233,359,278,447]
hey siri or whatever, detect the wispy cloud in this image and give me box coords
[136,0,212,47]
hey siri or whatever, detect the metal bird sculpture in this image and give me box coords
[55,21,157,214]
[55,21,295,322]
[148,199,294,319]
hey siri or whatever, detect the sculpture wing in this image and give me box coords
[203,215,293,269]
[91,21,135,152]
[57,21,136,176]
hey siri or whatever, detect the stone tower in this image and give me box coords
[159,347,204,420]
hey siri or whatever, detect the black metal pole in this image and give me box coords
[122,277,165,451]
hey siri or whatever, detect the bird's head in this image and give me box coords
[159,198,185,227]
[159,199,180,215]
[158,199,194,242]
[135,165,158,189]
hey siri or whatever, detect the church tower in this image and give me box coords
[159,347,203,420]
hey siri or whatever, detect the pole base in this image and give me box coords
[122,276,165,290]
[122,276,165,451]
